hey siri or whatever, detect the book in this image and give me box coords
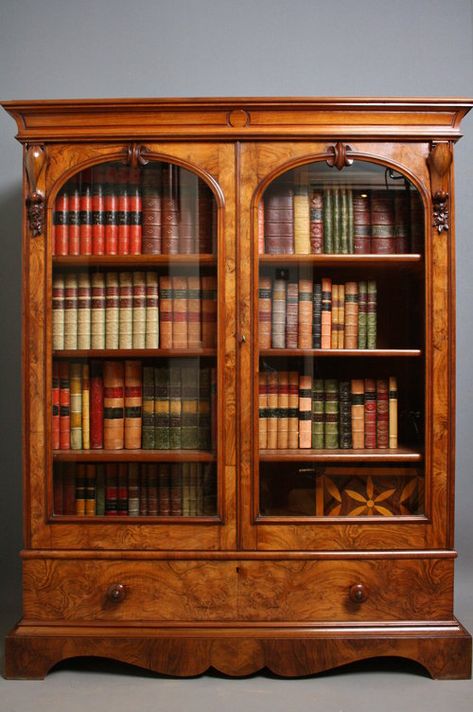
[155,367,170,449]
[52,273,65,350]
[85,463,96,516]
[158,464,171,515]
[75,464,86,515]
[105,271,120,349]
[258,276,272,349]
[170,463,183,516]
[293,183,310,254]
[79,171,92,255]
[331,284,339,349]
[52,362,60,450]
[288,371,299,449]
[187,276,201,348]
[128,463,140,516]
[68,180,80,256]
[272,269,287,348]
[358,281,367,349]
[81,364,90,449]
[266,371,278,449]
[178,170,195,254]
[169,366,182,449]
[351,379,365,449]
[139,464,148,515]
[96,464,105,515]
[321,277,332,349]
[54,189,69,255]
[142,366,155,449]
[145,271,159,348]
[298,276,313,348]
[172,275,188,348]
[324,379,339,449]
[277,371,289,449]
[353,191,371,253]
[90,361,104,449]
[339,380,352,449]
[389,376,398,448]
[117,168,130,255]
[181,365,199,449]
[311,379,324,449]
[124,360,142,449]
[70,363,82,450]
[103,361,124,449]
[298,374,312,448]
[285,280,298,349]
[147,463,158,516]
[347,188,354,254]
[201,275,217,348]
[64,273,78,350]
[117,462,128,515]
[159,275,173,348]
[259,372,269,448]
[142,166,162,255]
[128,170,142,254]
[264,184,294,254]
[394,190,409,253]
[310,190,324,254]
[371,190,395,254]
[132,271,146,349]
[104,167,118,255]
[376,378,389,448]
[344,281,358,349]
[161,164,180,254]
[323,189,333,253]
[333,187,341,254]
[105,463,118,515]
[312,282,322,348]
[338,283,345,349]
[77,272,91,350]
[198,368,211,449]
[92,167,105,255]
[364,378,377,448]
[367,280,377,349]
[91,272,106,349]
[118,271,133,349]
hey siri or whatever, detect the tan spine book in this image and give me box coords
[351,379,365,449]
[52,273,65,350]
[172,275,188,348]
[70,362,82,450]
[277,371,289,449]
[331,284,339,349]
[77,272,91,350]
[344,281,359,349]
[91,272,105,350]
[132,271,146,349]
[298,374,312,449]
[288,371,299,449]
[118,271,133,349]
[298,276,313,349]
[293,184,311,254]
[145,271,159,348]
[389,376,398,449]
[64,272,78,350]
[105,271,119,349]
[81,363,90,450]
[159,275,173,348]
[103,360,125,449]
[187,276,201,348]
[321,277,332,349]
[338,283,345,349]
[124,360,142,449]
[267,371,278,449]
[258,275,272,350]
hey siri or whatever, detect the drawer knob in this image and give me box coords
[106,583,127,603]
[349,583,368,603]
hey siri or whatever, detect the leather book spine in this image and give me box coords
[340,188,349,254]
[77,272,91,350]
[288,371,299,449]
[197,183,214,253]
[389,376,398,449]
[324,379,339,449]
[298,374,312,449]
[103,360,125,450]
[298,277,313,349]
[59,361,71,449]
[258,275,272,350]
[158,464,171,516]
[339,380,352,449]
[68,180,80,256]
[117,168,130,255]
[64,273,78,350]
[264,185,294,254]
[258,200,265,255]
[128,170,142,255]
[338,283,345,349]
[52,273,65,351]
[172,275,188,349]
[267,371,278,449]
[258,371,268,449]
[75,463,86,515]
[310,190,324,254]
[154,367,170,449]
[91,167,105,255]
[321,277,332,349]
[70,362,82,450]
[128,463,140,516]
[118,271,133,349]
[358,281,367,349]
[409,190,424,253]
[271,269,287,348]
[344,281,359,349]
[90,361,104,449]
[285,280,298,349]
[364,378,377,448]
[117,462,128,516]
[197,368,211,450]
[178,172,195,254]
[187,275,201,348]
[311,378,324,449]
[124,360,142,449]
[142,166,162,255]
[333,187,341,254]
[79,171,92,255]
[161,164,179,254]
[105,271,119,350]
[81,363,90,450]
[376,378,389,448]
[95,464,105,515]
[91,273,105,350]
[53,463,63,515]
[347,188,354,254]
[353,191,371,253]
[170,463,183,516]
[104,167,118,255]
[367,280,377,349]
[54,189,69,256]
[201,275,217,348]
[63,463,76,514]
[351,379,365,449]
[85,463,96,516]
[323,189,333,253]
[142,366,156,449]
[277,371,289,449]
[147,463,158,516]
[394,190,409,253]
[331,284,339,349]
[312,282,322,348]
[371,190,395,254]
[132,271,146,349]
[181,365,199,449]
[105,463,118,515]
[139,464,148,515]
[145,271,159,349]
[52,362,60,450]
[294,184,310,254]
[159,275,173,349]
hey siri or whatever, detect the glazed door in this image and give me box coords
[26,142,237,550]
[238,141,451,551]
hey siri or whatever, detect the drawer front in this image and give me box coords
[23,557,453,623]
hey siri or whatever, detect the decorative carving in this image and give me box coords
[428,141,452,179]
[124,143,150,168]
[227,109,250,128]
[326,142,353,171]
[24,144,48,236]
[433,190,449,233]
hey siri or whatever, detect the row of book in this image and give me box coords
[259,372,398,450]
[260,275,376,349]
[53,462,216,516]
[53,360,216,451]
[53,271,217,351]
[261,186,423,255]
[53,164,216,256]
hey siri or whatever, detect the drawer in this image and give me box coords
[23,557,453,623]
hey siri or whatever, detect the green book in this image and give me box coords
[142,366,155,449]
[324,379,339,449]
[339,381,352,449]
[311,378,325,449]
[169,366,182,449]
[333,187,341,254]
[367,280,377,349]
[358,281,367,349]
[181,365,199,449]
[323,189,333,253]
[154,367,170,449]
[340,188,349,254]
[198,368,211,450]
[347,188,354,254]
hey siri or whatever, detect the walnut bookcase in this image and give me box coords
[2,97,472,679]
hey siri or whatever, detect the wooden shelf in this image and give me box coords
[53,349,216,358]
[259,254,422,266]
[260,348,422,357]
[50,515,219,523]
[53,254,216,267]
[53,450,216,462]
[259,447,423,463]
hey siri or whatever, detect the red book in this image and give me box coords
[92,167,105,255]
[364,378,377,448]
[54,190,69,256]
[376,378,389,448]
[52,361,60,450]
[79,170,92,255]
[129,169,142,254]
[104,167,118,254]
[90,361,104,449]
[68,180,80,255]
[105,463,118,515]
[117,168,130,255]
[63,463,76,514]
[58,361,70,449]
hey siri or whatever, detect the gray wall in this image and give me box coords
[1,0,472,632]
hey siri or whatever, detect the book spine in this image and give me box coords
[117,169,130,255]
[172,275,188,349]
[75,464,86,515]
[159,275,173,349]
[187,276,202,348]
[376,378,389,448]
[358,281,367,349]
[117,462,128,515]
[145,271,159,349]
[371,190,395,254]
[63,463,76,514]
[338,283,345,349]
[91,167,105,255]
[85,463,96,516]
[298,374,312,448]
[351,379,365,449]
[81,364,90,450]
[103,360,124,450]
[142,166,162,255]
[91,273,105,349]
[124,360,142,449]
[258,200,265,255]
[64,273,78,350]
[264,185,294,254]
[339,380,352,449]
[147,463,158,516]
[285,281,298,349]
[323,188,333,253]
[59,361,71,449]
[158,464,171,515]
[293,185,310,254]
[197,183,214,253]
[178,173,195,254]
[267,371,278,449]
[53,463,64,515]
[367,280,377,349]
[105,463,118,515]
[155,367,170,449]
[394,190,409,253]
[277,371,289,449]
[287,371,299,449]
[170,463,183,516]
[161,164,179,254]
[128,171,142,255]
[201,275,217,348]
[96,464,105,515]
[181,365,199,449]
[272,269,287,348]
[340,188,349,254]
[189,463,198,515]
[90,361,104,449]
[321,277,332,349]
[54,189,69,256]
[142,366,156,449]
[347,188,354,254]
[310,190,324,254]
[104,168,118,255]
[312,282,322,348]
[79,172,92,255]
[364,378,377,448]
[128,463,140,516]
[52,273,65,350]
[198,368,211,450]
[324,379,339,449]
[52,362,60,450]
[331,284,339,349]
[259,372,268,449]
[298,277,313,348]
[353,191,371,253]
[68,180,80,256]
[182,463,191,515]
[258,276,272,350]
[333,188,341,254]
[118,271,133,349]
[344,281,359,349]
[389,376,398,449]
[132,271,146,349]
[70,362,82,450]
[311,378,325,449]
[105,271,120,349]
[77,272,91,350]
[139,464,148,515]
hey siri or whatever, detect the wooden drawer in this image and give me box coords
[23,557,453,623]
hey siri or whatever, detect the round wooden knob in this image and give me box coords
[106,583,127,603]
[349,583,368,603]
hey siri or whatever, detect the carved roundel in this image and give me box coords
[227,109,250,128]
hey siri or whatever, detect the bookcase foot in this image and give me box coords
[4,620,471,680]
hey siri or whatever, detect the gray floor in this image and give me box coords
[1,582,472,712]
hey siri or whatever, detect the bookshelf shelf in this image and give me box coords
[53,449,216,462]
[259,254,422,266]
[259,349,422,357]
[52,254,216,267]
[53,349,217,358]
[259,447,423,463]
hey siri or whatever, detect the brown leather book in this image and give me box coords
[285,280,298,349]
[298,374,312,449]
[159,275,173,348]
[298,277,313,348]
[161,164,180,254]
[258,275,272,350]
[344,281,358,349]
[364,378,377,448]
[103,360,125,450]
[267,371,278,449]
[142,166,162,254]
[201,275,217,348]
[124,360,142,449]
[321,277,332,349]
[351,379,365,449]
[172,276,188,348]
[264,184,294,254]
[288,371,299,449]
[187,276,202,348]
[277,371,289,449]
[376,378,389,448]
[371,190,395,254]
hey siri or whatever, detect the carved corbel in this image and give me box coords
[326,142,353,171]
[124,143,150,168]
[24,144,48,236]
[427,141,452,179]
[432,190,449,233]
[428,142,452,234]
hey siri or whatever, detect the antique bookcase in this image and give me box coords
[2,97,472,679]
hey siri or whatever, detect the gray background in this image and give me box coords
[0,0,472,709]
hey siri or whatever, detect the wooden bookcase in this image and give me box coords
[2,97,472,679]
